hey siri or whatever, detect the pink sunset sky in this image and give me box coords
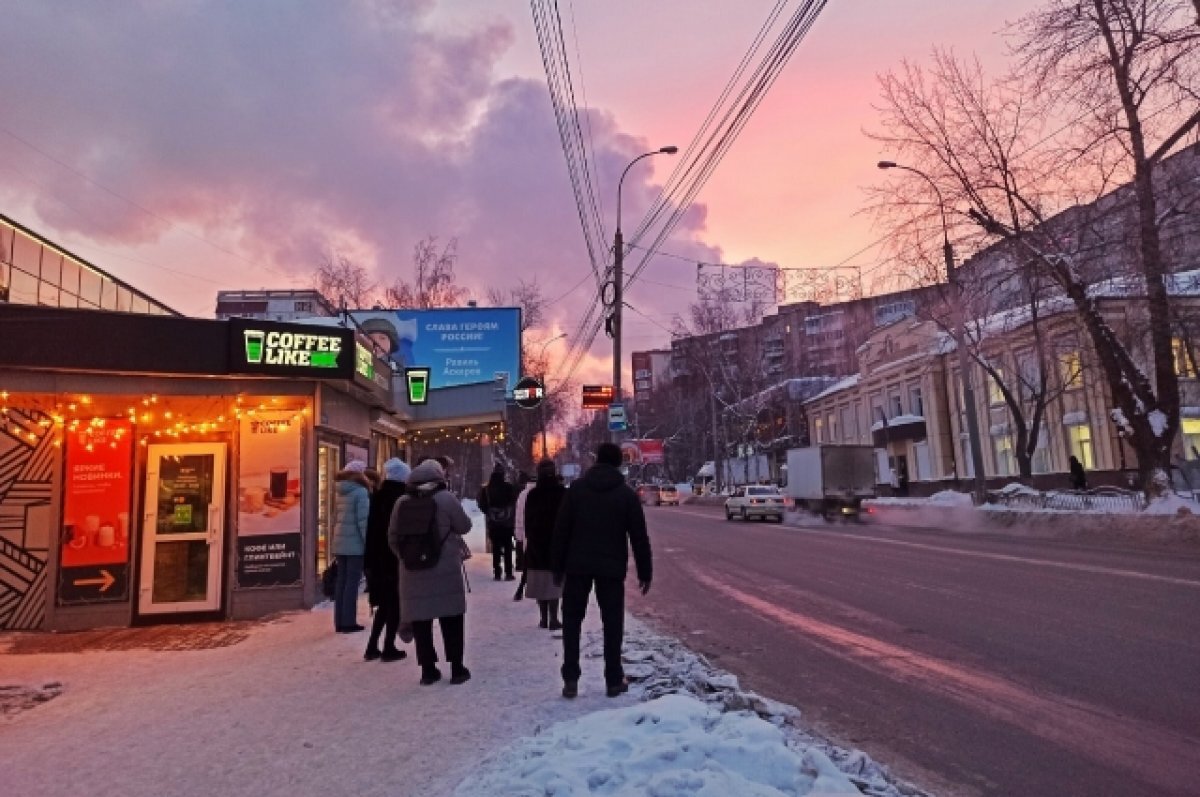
[0,0,1042,388]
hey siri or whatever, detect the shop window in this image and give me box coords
[11,229,41,276]
[116,286,132,313]
[59,256,81,297]
[1183,419,1200,460]
[1172,338,1197,378]
[1067,423,1094,470]
[9,267,38,304]
[38,281,60,307]
[78,267,102,306]
[40,251,61,284]
[100,279,119,310]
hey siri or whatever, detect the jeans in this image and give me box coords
[333,554,364,630]
[411,614,465,668]
[560,574,625,687]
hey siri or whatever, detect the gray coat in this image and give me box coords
[388,461,472,622]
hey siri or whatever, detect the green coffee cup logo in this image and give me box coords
[405,367,431,405]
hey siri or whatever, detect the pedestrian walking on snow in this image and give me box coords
[363,458,410,662]
[512,471,534,601]
[478,464,517,581]
[389,459,474,686]
[552,443,652,699]
[332,460,371,633]
[1069,455,1088,490]
[523,460,565,629]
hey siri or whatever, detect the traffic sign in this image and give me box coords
[582,384,615,410]
[607,402,627,432]
[513,376,545,410]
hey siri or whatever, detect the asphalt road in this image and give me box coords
[629,504,1200,797]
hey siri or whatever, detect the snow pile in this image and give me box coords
[927,490,974,507]
[1145,493,1198,516]
[996,482,1040,496]
[455,694,861,797]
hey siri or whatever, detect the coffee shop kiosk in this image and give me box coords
[0,303,399,631]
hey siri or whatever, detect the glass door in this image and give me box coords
[138,443,227,614]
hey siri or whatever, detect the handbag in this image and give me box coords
[321,559,339,599]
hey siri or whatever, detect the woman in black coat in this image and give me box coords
[523,459,566,629]
[363,458,410,661]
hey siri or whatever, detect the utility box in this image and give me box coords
[785,445,876,519]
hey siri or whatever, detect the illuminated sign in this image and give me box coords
[405,367,431,405]
[229,319,354,379]
[513,376,545,410]
[582,385,615,410]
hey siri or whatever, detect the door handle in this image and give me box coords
[208,507,221,545]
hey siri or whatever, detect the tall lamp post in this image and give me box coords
[878,160,987,504]
[536,332,567,460]
[611,145,678,442]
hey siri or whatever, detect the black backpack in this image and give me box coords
[392,491,446,571]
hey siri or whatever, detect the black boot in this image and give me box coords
[450,664,471,685]
[547,599,562,631]
[538,600,549,629]
[380,646,407,662]
[420,665,442,686]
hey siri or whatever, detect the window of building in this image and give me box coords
[840,406,857,441]
[889,391,903,418]
[814,416,825,443]
[1067,423,1095,470]
[295,301,313,313]
[1172,337,1197,378]
[869,393,885,426]
[1182,419,1200,460]
[828,413,838,441]
[1015,350,1039,402]
[993,433,1015,477]
[11,229,41,276]
[960,438,975,478]
[987,368,1006,406]
[1030,428,1052,474]
[1059,350,1082,389]
[908,385,924,417]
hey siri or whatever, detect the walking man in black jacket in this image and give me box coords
[552,442,652,699]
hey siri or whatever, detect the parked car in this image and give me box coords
[658,485,680,506]
[725,485,785,522]
[636,484,660,505]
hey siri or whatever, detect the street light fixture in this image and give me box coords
[878,160,987,503]
[611,145,678,443]
[536,333,567,460]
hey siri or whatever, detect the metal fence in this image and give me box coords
[992,486,1148,513]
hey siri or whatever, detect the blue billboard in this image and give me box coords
[350,308,522,392]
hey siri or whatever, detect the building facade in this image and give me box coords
[214,289,338,322]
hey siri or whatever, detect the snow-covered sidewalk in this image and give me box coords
[2,503,912,797]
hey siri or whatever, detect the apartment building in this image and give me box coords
[214,289,337,322]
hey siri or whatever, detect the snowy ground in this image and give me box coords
[2,501,920,797]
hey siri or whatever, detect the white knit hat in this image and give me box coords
[344,459,368,473]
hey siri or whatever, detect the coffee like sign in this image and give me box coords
[245,330,341,368]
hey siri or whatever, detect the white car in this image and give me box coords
[725,485,785,522]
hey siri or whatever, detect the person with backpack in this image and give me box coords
[524,459,566,630]
[332,460,371,633]
[477,464,517,581]
[552,442,652,699]
[389,458,473,686]
[363,458,410,662]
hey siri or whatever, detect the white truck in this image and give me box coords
[784,445,876,519]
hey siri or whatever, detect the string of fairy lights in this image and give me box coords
[0,390,310,450]
[404,422,505,447]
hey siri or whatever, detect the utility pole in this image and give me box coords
[610,146,677,443]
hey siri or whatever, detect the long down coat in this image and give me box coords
[388,460,472,623]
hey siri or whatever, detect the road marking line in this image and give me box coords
[689,566,1200,790]
[662,507,1200,588]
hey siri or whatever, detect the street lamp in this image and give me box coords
[878,160,987,504]
[611,145,678,442]
[536,332,567,460]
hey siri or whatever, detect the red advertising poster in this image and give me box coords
[637,439,666,464]
[61,420,133,569]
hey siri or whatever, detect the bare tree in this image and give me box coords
[313,253,378,310]
[870,12,1200,491]
[384,236,470,309]
[487,278,547,332]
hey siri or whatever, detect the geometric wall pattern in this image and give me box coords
[0,408,55,630]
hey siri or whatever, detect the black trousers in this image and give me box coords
[411,614,465,668]
[560,574,625,687]
[490,532,514,577]
[368,586,400,650]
